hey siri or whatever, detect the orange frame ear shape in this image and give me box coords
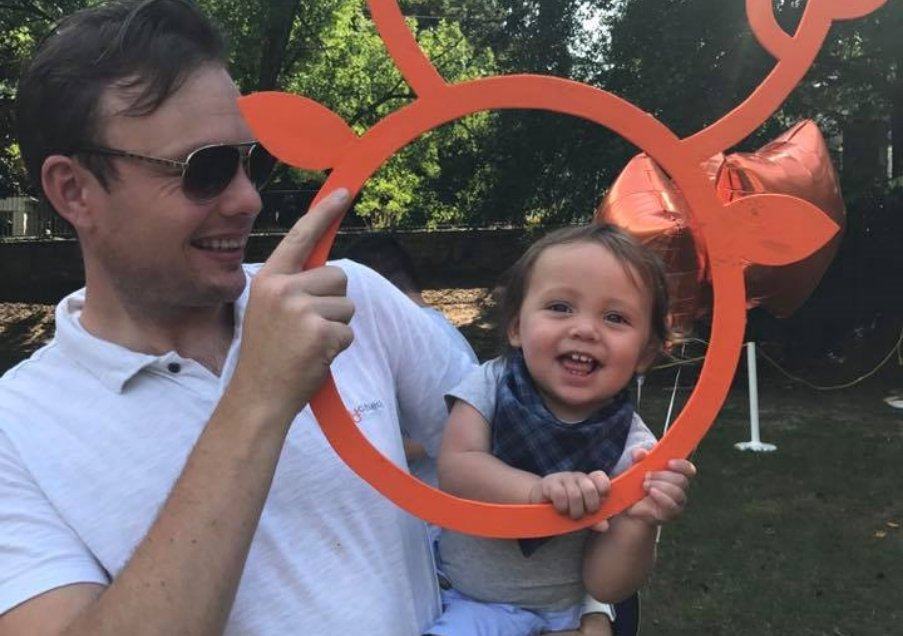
[238,0,885,538]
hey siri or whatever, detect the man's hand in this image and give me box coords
[528,471,611,530]
[624,447,696,526]
[231,188,355,423]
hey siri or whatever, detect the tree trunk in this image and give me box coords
[256,0,302,91]
[842,117,888,190]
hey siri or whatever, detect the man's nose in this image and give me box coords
[218,164,263,218]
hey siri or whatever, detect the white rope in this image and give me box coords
[662,345,686,436]
[655,343,685,545]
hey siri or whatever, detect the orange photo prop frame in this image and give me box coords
[238,0,885,538]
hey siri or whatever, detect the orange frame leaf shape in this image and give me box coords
[238,0,887,537]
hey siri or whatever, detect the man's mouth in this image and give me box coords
[190,236,247,252]
[559,351,599,376]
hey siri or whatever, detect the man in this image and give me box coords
[0,1,472,633]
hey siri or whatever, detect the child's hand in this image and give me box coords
[624,447,696,526]
[528,471,611,530]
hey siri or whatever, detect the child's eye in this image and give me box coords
[604,312,629,325]
[547,302,572,313]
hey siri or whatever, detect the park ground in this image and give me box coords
[1,293,900,635]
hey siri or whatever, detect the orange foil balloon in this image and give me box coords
[595,154,719,334]
[716,120,846,317]
[602,120,844,325]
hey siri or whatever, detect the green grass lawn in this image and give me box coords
[635,376,901,635]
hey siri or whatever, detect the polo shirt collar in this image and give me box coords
[54,270,252,393]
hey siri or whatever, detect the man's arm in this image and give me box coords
[0,190,353,636]
[0,585,103,636]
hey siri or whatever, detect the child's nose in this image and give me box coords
[569,318,599,341]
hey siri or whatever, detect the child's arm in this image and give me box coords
[438,401,609,521]
[438,399,542,503]
[582,449,696,602]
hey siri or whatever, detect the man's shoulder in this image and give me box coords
[0,339,63,386]
[0,340,69,430]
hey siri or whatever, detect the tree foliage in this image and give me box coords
[279,0,496,228]
[0,0,898,355]
[1,0,899,233]
[0,0,95,195]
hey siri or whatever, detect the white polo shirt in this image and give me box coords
[0,260,475,635]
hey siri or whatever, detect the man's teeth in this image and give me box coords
[194,238,244,251]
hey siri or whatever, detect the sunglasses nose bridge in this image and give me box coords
[245,143,277,189]
[239,147,254,178]
[227,147,257,191]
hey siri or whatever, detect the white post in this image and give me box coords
[735,341,777,452]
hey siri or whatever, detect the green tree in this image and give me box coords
[281,0,496,228]
[2,0,898,238]
[0,0,92,196]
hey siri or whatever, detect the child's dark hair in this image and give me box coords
[496,224,671,355]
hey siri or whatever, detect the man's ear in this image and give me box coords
[41,155,98,230]
[507,318,522,349]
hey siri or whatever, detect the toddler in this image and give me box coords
[429,224,696,635]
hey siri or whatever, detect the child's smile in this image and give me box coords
[559,351,599,376]
[508,242,657,423]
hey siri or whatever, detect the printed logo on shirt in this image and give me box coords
[351,400,385,423]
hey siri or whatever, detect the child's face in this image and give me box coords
[508,242,657,422]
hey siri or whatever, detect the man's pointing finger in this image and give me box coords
[262,188,350,275]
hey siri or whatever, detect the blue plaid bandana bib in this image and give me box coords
[492,350,634,556]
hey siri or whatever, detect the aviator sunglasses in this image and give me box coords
[72,141,278,200]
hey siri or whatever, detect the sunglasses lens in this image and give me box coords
[182,143,278,200]
[247,143,277,189]
[183,145,241,200]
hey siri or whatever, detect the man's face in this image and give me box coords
[83,65,262,311]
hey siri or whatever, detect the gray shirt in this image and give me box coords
[438,358,656,610]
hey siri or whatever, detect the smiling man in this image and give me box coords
[0,1,473,634]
